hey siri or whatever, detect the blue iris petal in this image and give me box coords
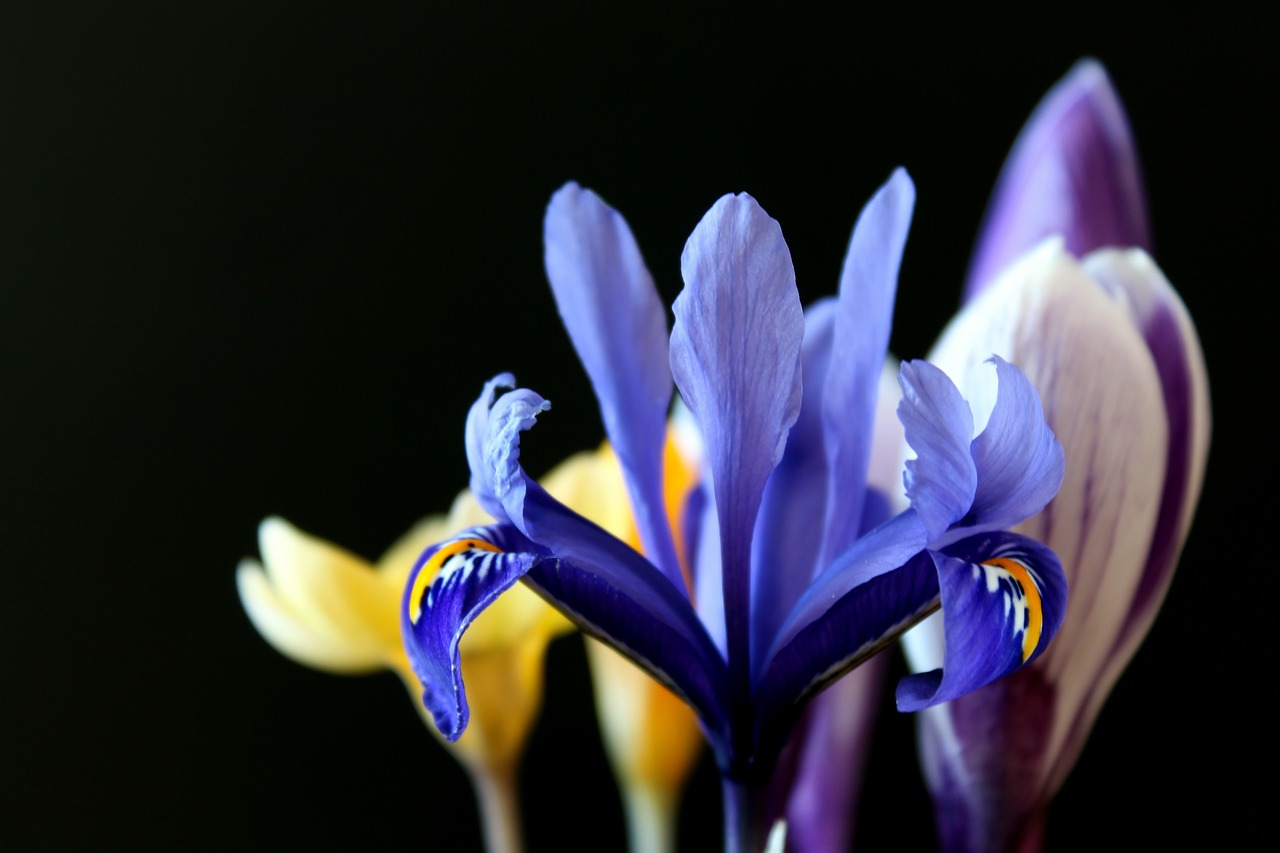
[821,168,916,562]
[750,298,837,675]
[461,378,734,748]
[543,184,682,589]
[965,356,1066,532]
[401,523,545,740]
[898,359,979,540]
[671,192,806,687]
[896,532,1067,711]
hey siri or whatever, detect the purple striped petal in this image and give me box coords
[543,184,682,588]
[965,59,1150,301]
[1082,249,1210,657]
[671,192,805,690]
[898,360,977,541]
[1036,248,1210,794]
[921,236,1177,799]
[822,168,916,561]
[914,666,1056,853]
[897,532,1066,711]
[782,653,890,853]
[401,523,544,740]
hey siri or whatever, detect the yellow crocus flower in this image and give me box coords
[237,438,705,853]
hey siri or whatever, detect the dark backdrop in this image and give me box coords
[3,2,1270,850]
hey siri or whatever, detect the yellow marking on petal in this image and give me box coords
[408,538,503,624]
[982,556,1043,661]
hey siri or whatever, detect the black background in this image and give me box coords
[3,2,1272,850]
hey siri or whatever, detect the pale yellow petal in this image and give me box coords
[585,637,705,794]
[255,516,404,660]
[540,445,632,537]
[236,558,386,673]
[374,512,455,587]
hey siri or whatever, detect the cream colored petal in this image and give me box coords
[922,239,1169,790]
[236,558,386,673]
[1041,247,1212,794]
[256,516,403,659]
[374,513,455,586]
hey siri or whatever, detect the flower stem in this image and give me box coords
[470,761,525,853]
[720,776,764,853]
[621,783,679,853]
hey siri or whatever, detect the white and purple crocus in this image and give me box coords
[402,169,1071,849]
[902,60,1211,853]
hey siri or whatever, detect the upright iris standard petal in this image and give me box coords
[822,168,916,561]
[965,59,1150,301]
[543,184,683,590]
[897,360,978,540]
[671,192,805,686]
[961,356,1065,536]
[749,298,836,673]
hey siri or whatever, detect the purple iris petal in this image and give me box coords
[782,654,890,853]
[750,298,836,674]
[465,372,519,523]
[401,523,545,740]
[898,360,978,540]
[753,550,939,768]
[765,510,930,672]
[964,356,1065,533]
[670,192,805,689]
[469,379,733,737]
[521,546,733,753]
[896,532,1066,711]
[822,168,916,562]
[965,59,1150,302]
[543,183,683,589]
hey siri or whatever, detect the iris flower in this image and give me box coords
[237,448,626,853]
[901,60,1211,853]
[403,172,1072,849]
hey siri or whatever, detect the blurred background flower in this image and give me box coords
[902,61,1211,852]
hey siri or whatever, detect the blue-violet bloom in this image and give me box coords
[402,171,1070,848]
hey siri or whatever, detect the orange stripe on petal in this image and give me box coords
[982,556,1044,661]
[408,538,503,624]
